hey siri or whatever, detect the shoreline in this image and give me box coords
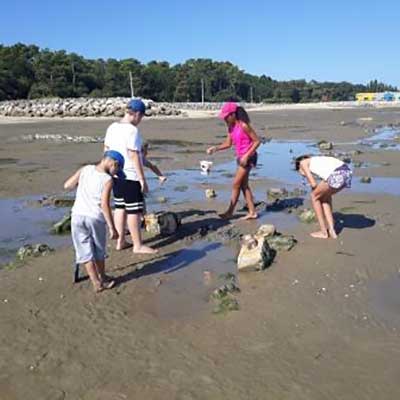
[1,101,400,124]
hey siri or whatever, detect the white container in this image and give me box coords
[200,160,213,175]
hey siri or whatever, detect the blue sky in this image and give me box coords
[1,0,399,86]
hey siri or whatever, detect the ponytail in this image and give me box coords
[235,106,250,124]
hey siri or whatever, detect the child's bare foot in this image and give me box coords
[328,228,338,239]
[310,230,329,239]
[116,242,132,251]
[101,274,114,283]
[93,282,104,293]
[133,245,158,254]
[240,213,258,221]
[101,279,115,290]
[218,212,233,220]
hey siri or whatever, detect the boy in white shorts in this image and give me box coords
[64,150,124,292]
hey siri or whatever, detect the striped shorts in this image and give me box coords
[112,178,144,215]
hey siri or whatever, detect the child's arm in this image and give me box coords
[144,159,167,182]
[300,160,318,190]
[239,123,261,166]
[101,179,118,239]
[129,149,148,193]
[207,133,232,154]
[64,167,83,190]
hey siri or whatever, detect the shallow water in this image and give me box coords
[352,177,400,196]
[145,241,237,319]
[0,197,71,265]
[359,127,400,150]
[3,130,400,267]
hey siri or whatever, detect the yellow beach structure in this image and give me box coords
[356,93,377,101]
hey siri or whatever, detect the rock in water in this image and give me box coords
[205,188,217,198]
[237,235,276,272]
[144,212,181,235]
[298,208,317,223]
[39,195,75,208]
[360,176,372,184]
[16,243,54,261]
[211,273,240,314]
[255,224,276,239]
[267,235,297,252]
[318,140,333,151]
[267,188,288,200]
[51,213,72,234]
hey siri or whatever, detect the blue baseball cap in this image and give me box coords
[104,150,126,179]
[127,99,146,114]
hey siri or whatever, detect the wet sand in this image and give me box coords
[1,108,400,399]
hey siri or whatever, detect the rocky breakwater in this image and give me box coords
[0,97,183,118]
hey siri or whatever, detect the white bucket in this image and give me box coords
[200,160,213,175]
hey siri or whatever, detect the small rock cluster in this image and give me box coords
[318,140,334,151]
[210,273,240,314]
[16,244,54,261]
[21,133,103,144]
[298,208,317,223]
[52,213,72,235]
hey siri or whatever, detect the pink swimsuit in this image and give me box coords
[229,122,253,158]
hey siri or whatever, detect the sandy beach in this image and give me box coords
[1,105,400,399]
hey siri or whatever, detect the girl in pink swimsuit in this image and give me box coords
[207,102,261,220]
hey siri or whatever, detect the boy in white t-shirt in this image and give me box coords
[295,155,352,239]
[104,99,157,254]
[64,151,124,292]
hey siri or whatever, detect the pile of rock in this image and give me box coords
[0,97,182,118]
[144,212,181,236]
[237,224,297,272]
[16,244,54,261]
[21,134,103,143]
[169,102,262,111]
[51,213,72,235]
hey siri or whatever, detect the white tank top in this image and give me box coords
[72,165,111,221]
[309,156,344,181]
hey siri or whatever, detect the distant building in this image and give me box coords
[356,93,376,101]
[383,92,395,101]
[393,92,400,101]
[356,92,400,102]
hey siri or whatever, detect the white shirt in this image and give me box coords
[72,165,111,221]
[309,156,344,180]
[104,122,143,181]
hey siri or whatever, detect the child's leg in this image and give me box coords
[127,213,158,254]
[310,183,329,239]
[84,260,102,292]
[220,166,248,219]
[240,171,258,220]
[321,188,341,238]
[114,208,130,250]
[95,259,115,289]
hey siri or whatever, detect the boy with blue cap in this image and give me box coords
[104,99,157,254]
[64,150,124,292]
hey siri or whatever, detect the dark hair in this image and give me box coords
[295,155,311,171]
[235,106,250,124]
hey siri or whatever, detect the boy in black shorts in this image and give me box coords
[104,99,157,254]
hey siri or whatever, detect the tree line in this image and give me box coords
[0,43,397,103]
